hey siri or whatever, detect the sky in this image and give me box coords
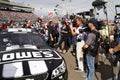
[10,0,120,20]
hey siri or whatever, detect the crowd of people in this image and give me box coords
[35,16,120,80]
[0,10,38,21]
[40,16,120,80]
[0,13,120,80]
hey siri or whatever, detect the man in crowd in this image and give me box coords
[58,21,69,53]
[48,21,55,48]
[70,17,85,72]
[82,18,100,80]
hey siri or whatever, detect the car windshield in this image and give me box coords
[0,32,46,48]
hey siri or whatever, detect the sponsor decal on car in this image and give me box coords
[0,49,61,64]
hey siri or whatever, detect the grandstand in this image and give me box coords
[0,0,39,22]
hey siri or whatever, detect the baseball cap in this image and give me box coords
[88,18,97,26]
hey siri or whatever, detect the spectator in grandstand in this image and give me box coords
[58,21,69,54]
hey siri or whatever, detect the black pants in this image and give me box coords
[49,37,55,48]
[117,70,120,80]
[59,36,68,50]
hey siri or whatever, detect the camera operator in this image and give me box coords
[70,16,86,72]
[82,18,100,80]
[109,42,120,80]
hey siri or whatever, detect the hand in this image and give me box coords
[82,47,85,54]
[82,49,85,54]
[109,48,114,54]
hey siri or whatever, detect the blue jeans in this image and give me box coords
[86,53,95,80]
[58,33,61,43]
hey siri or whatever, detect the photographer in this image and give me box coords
[82,18,100,80]
[70,17,86,72]
[109,43,120,80]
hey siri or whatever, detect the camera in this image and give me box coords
[77,27,87,41]
[71,19,77,27]
[77,34,83,42]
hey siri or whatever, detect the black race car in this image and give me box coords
[0,28,67,80]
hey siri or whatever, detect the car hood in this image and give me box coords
[0,49,62,79]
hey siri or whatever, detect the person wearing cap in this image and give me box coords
[82,18,100,80]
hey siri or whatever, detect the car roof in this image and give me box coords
[7,28,32,33]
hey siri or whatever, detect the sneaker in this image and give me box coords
[81,72,87,78]
[74,67,82,72]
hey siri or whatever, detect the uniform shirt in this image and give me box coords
[86,30,97,46]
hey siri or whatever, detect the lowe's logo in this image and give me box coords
[1,51,53,61]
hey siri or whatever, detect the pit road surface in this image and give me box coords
[58,46,119,80]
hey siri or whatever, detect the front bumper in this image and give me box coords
[51,69,68,80]
[2,70,68,80]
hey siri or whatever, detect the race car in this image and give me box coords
[0,28,68,80]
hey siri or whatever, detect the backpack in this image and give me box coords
[87,30,101,57]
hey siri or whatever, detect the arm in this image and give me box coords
[109,43,120,54]
[61,30,68,33]
[82,33,95,50]
[69,23,77,36]
[82,44,89,49]
[50,33,53,41]
[49,28,53,41]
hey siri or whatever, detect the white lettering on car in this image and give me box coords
[16,52,32,59]
[1,51,54,61]
[32,52,42,57]
[43,51,53,57]
[2,53,14,61]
